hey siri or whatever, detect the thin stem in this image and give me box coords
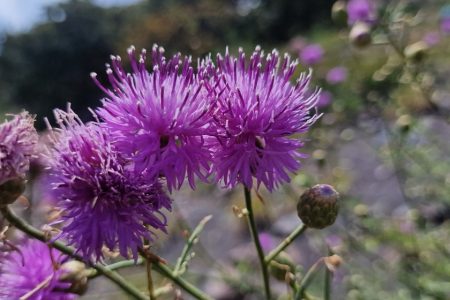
[0,206,148,300]
[265,224,307,264]
[88,258,145,278]
[295,258,324,300]
[324,262,331,300]
[324,248,333,300]
[173,215,212,276]
[244,187,271,300]
[152,260,213,300]
[147,260,155,300]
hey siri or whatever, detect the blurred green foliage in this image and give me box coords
[0,0,333,127]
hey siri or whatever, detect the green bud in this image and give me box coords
[313,149,327,168]
[297,184,339,229]
[349,22,372,48]
[395,114,413,133]
[404,41,428,63]
[60,261,89,295]
[331,1,348,26]
[269,252,295,281]
[0,178,26,207]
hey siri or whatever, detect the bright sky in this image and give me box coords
[0,0,141,33]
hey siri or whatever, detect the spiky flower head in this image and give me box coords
[45,108,171,261]
[93,45,213,191]
[297,184,339,229]
[0,112,38,185]
[0,239,77,300]
[209,47,320,191]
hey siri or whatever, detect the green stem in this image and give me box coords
[324,261,331,300]
[174,215,212,276]
[244,187,271,300]
[152,260,213,300]
[0,206,148,300]
[88,258,144,278]
[295,259,324,300]
[324,247,334,300]
[264,224,307,264]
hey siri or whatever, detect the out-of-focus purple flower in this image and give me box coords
[423,31,441,46]
[347,0,376,25]
[93,45,213,191]
[317,90,333,108]
[0,112,38,185]
[45,108,171,261]
[259,232,275,252]
[326,67,348,85]
[209,47,320,191]
[441,17,450,34]
[0,240,76,300]
[299,44,324,66]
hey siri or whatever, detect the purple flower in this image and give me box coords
[441,17,450,34]
[299,44,324,66]
[0,112,38,185]
[326,66,348,85]
[423,31,441,46]
[0,240,76,300]
[317,90,333,108]
[93,45,213,191]
[209,47,320,191]
[45,108,171,261]
[259,232,275,252]
[347,0,376,25]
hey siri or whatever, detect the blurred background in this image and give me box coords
[1,0,450,299]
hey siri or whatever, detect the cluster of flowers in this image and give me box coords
[0,46,319,299]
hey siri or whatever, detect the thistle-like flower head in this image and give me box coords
[45,108,171,261]
[0,112,38,185]
[93,45,213,191]
[0,240,76,300]
[209,47,320,191]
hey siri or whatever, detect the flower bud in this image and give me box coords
[297,184,339,229]
[331,1,348,26]
[324,254,343,272]
[0,178,26,207]
[395,114,412,134]
[349,22,372,48]
[313,149,327,168]
[59,261,89,295]
[268,252,295,281]
[404,41,428,63]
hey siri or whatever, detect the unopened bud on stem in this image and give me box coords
[349,22,372,48]
[404,41,428,63]
[59,261,89,295]
[297,184,339,229]
[331,1,348,26]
